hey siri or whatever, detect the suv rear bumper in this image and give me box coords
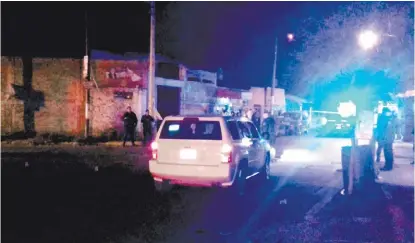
[149,160,235,187]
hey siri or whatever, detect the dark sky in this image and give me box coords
[1,1,342,92]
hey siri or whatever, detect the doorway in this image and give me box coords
[156,85,181,118]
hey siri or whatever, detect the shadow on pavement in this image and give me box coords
[314,183,414,243]
[168,176,324,243]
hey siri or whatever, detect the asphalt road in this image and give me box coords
[2,136,414,243]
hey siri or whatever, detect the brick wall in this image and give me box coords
[89,88,145,138]
[1,57,85,136]
[88,59,149,138]
[1,57,25,134]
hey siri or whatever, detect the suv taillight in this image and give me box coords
[221,144,232,163]
[151,141,158,160]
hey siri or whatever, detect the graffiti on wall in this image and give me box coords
[94,60,148,88]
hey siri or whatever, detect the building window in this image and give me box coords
[156,62,180,80]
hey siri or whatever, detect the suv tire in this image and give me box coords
[231,161,248,196]
[154,180,172,194]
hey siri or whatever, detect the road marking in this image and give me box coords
[381,185,393,200]
[353,217,372,224]
[305,178,342,220]
[235,167,298,241]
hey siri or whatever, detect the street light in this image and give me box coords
[358,30,379,50]
[338,101,356,118]
[287,33,295,42]
[270,33,294,113]
[147,1,157,119]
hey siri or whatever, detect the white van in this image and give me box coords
[149,115,273,194]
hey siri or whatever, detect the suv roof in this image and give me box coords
[164,115,252,121]
[166,114,225,118]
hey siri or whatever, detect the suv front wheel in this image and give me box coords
[231,161,248,196]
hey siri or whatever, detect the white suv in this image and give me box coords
[149,115,273,194]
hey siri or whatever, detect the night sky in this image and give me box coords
[2,1,343,92]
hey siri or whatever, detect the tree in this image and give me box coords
[290,2,414,95]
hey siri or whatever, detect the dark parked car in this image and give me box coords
[317,113,353,137]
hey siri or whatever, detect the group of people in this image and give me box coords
[123,105,276,147]
[122,106,156,147]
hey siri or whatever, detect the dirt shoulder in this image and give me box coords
[1,142,150,171]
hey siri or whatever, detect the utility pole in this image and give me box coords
[84,10,90,138]
[147,1,156,116]
[270,37,278,113]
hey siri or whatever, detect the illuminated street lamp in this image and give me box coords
[358,30,379,50]
[287,33,295,42]
[338,101,356,118]
[271,32,295,113]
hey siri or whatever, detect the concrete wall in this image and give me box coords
[1,57,85,136]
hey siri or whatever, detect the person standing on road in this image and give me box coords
[252,109,261,132]
[375,107,397,170]
[262,113,276,144]
[141,109,154,146]
[122,106,138,147]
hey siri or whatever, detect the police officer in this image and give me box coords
[141,109,155,146]
[375,107,397,170]
[122,106,138,147]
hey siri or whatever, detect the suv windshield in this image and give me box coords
[159,120,222,140]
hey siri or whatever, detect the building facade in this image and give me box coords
[88,50,219,137]
[2,51,279,139]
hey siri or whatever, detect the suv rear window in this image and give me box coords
[159,120,222,140]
